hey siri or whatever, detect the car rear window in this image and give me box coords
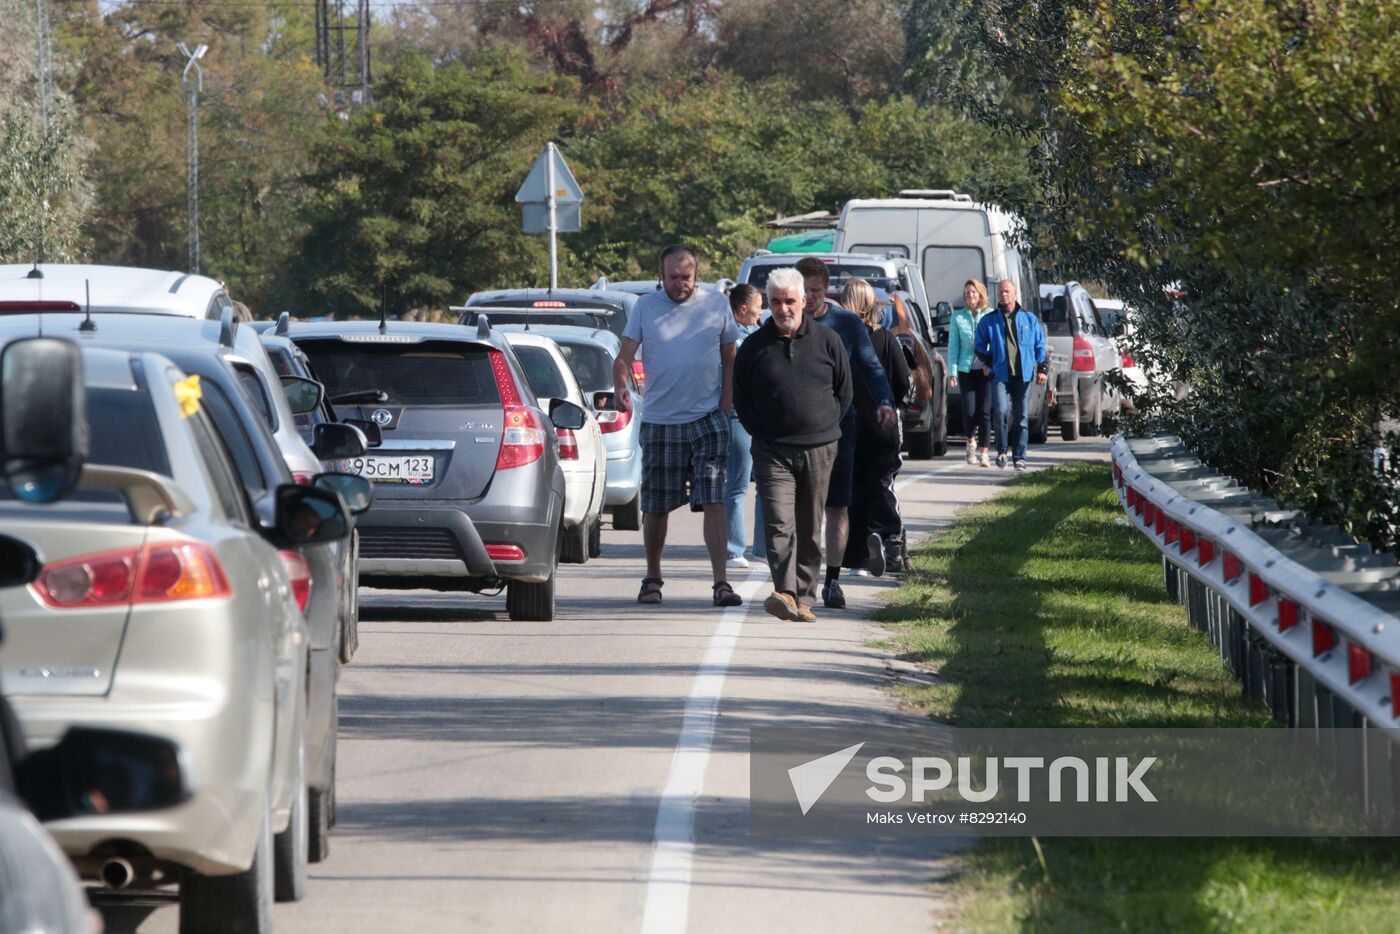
[512,345,571,401]
[465,304,625,338]
[745,263,887,293]
[1043,293,1073,336]
[299,340,501,407]
[555,341,614,393]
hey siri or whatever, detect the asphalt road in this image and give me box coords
[105,437,1111,934]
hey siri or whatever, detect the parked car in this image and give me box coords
[0,262,239,321]
[539,326,644,531]
[285,319,588,621]
[1040,282,1123,438]
[1092,298,1147,408]
[0,310,368,876]
[458,288,646,390]
[736,251,940,327]
[498,329,608,562]
[588,278,727,296]
[0,338,353,932]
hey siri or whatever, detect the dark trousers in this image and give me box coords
[842,436,902,569]
[958,368,992,448]
[752,435,839,605]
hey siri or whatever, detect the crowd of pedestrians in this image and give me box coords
[613,243,1046,621]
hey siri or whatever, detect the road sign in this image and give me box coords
[515,142,585,290]
[515,145,584,206]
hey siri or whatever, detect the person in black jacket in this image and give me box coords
[734,267,853,622]
[838,278,913,576]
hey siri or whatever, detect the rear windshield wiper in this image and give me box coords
[331,389,389,405]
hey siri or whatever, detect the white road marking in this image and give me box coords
[639,570,766,934]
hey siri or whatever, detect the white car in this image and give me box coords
[1093,298,1148,409]
[0,263,238,320]
[500,329,608,563]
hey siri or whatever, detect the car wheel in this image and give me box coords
[1060,386,1081,440]
[612,495,641,531]
[906,425,935,459]
[308,698,335,863]
[561,522,588,564]
[180,794,274,933]
[339,531,359,665]
[931,413,948,457]
[1084,381,1103,436]
[273,743,309,902]
[587,515,602,558]
[507,525,559,622]
[1029,394,1049,444]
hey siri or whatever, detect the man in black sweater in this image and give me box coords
[734,267,853,621]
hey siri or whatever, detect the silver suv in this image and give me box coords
[1040,282,1123,438]
[286,320,587,621]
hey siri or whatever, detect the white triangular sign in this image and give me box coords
[515,144,585,204]
[787,742,865,816]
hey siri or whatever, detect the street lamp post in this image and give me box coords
[178,42,208,275]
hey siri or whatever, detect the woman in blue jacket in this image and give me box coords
[947,279,993,467]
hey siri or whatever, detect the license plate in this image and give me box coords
[351,455,434,484]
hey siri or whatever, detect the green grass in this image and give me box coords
[879,462,1400,932]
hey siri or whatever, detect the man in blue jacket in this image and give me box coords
[795,257,895,609]
[974,279,1048,470]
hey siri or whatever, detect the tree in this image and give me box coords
[287,51,580,315]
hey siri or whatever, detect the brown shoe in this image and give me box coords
[763,591,801,621]
[796,604,817,622]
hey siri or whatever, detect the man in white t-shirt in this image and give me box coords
[614,244,742,608]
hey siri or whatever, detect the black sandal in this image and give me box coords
[638,578,664,604]
[712,581,743,607]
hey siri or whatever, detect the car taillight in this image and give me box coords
[557,428,579,460]
[293,472,313,486]
[0,301,82,313]
[531,300,567,308]
[278,550,312,612]
[596,406,633,434]
[489,350,546,470]
[632,360,646,387]
[1121,353,1136,368]
[485,543,525,561]
[33,541,232,608]
[1072,336,1096,372]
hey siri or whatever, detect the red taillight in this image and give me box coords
[1248,572,1268,606]
[1278,598,1299,631]
[1312,619,1335,656]
[292,472,313,486]
[485,543,525,561]
[531,300,567,308]
[1222,552,1243,582]
[1198,537,1215,565]
[596,406,633,435]
[1347,644,1373,684]
[33,542,232,608]
[1121,354,1136,368]
[278,550,312,612]
[489,350,545,470]
[1072,336,1096,372]
[631,360,646,387]
[557,428,579,460]
[0,300,81,313]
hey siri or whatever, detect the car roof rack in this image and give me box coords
[476,314,491,338]
[219,305,237,348]
[275,311,290,336]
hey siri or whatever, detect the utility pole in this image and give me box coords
[178,42,208,275]
[34,0,53,136]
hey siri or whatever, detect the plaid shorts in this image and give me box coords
[640,409,731,515]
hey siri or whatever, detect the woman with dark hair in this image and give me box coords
[838,277,911,576]
[949,279,994,466]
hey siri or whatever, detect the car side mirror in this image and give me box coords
[312,422,367,460]
[935,301,952,319]
[341,418,382,448]
[934,327,949,345]
[17,727,192,821]
[280,376,324,416]
[1,337,87,504]
[1113,323,1127,338]
[0,534,41,588]
[549,399,587,431]
[274,484,351,544]
[592,391,616,412]
[314,472,373,515]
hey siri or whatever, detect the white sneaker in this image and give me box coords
[727,555,750,569]
[979,450,991,468]
[964,439,977,465]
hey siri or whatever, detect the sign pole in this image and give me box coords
[546,142,559,292]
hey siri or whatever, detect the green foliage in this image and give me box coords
[286,51,580,315]
[914,0,1400,548]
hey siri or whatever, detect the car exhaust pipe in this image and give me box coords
[101,857,135,890]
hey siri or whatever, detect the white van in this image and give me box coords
[832,190,1042,314]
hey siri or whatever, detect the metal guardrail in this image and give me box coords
[1111,434,1400,816]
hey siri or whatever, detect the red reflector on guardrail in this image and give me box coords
[1312,620,1336,656]
[1222,552,1242,582]
[1248,573,1268,606]
[1113,463,1123,486]
[1392,672,1400,719]
[1179,528,1195,553]
[1165,519,1179,545]
[1348,644,1373,684]
[1154,509,1167,536]
[1278,598,1299,631]
[1134,492,1144,516]
[1198,538,1214,565]
[1127,487,1136,507]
